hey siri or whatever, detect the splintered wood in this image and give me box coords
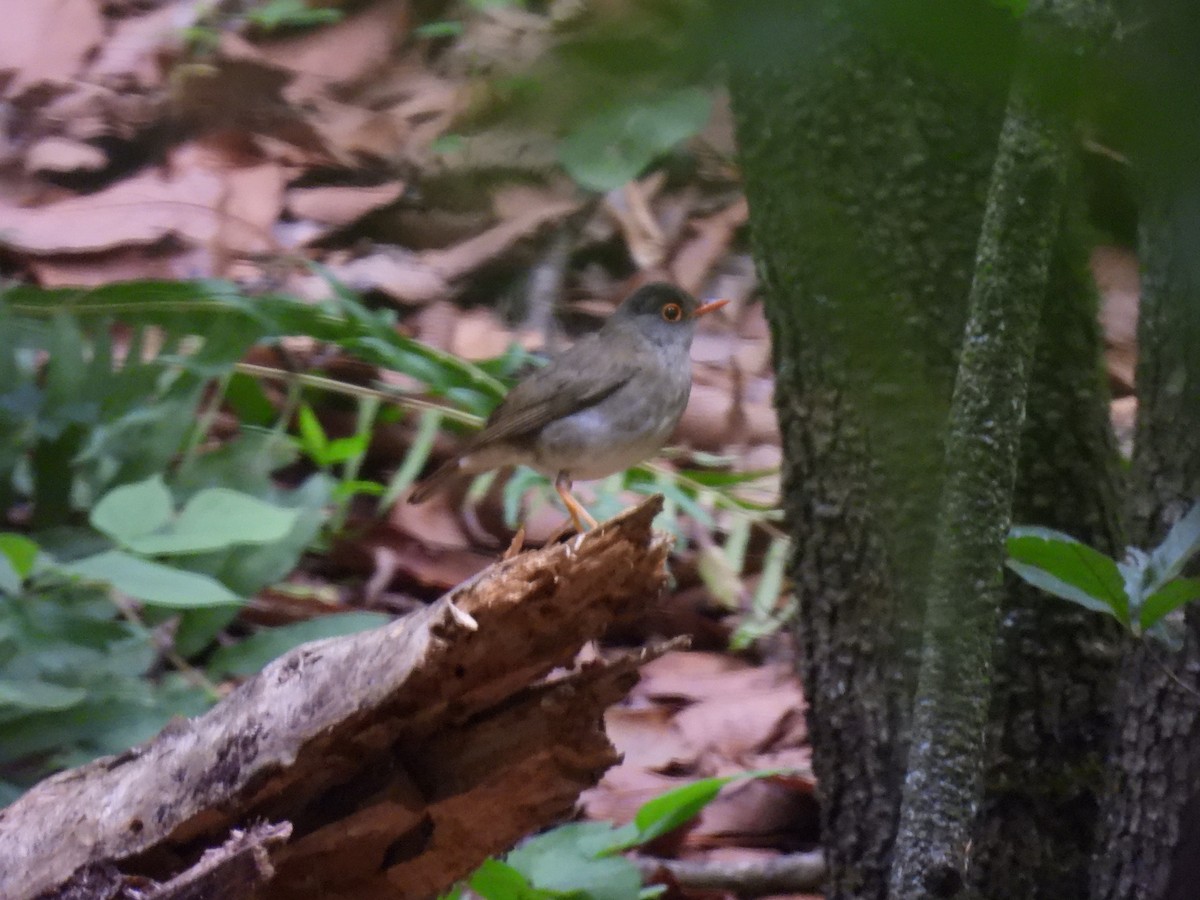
[0,498,673,900]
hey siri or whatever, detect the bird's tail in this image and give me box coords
[408,456,462,504]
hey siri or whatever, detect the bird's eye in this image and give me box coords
[661,302,683,323]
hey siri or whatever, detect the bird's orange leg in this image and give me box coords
[555,472,598,533]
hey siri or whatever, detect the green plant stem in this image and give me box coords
[109,594,222,702]
[178,369,232,478]
[235,362,484,426]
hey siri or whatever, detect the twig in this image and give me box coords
[633,851,827,896]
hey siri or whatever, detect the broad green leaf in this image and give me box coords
[297,404,330,464]
[208,612,391,678]
[0,533,40,593]
[1006,527,1128,623]
[628,770,781,848]
[631,775,734,846]
[0,679,87,712]
[0,533,40,579]
[508,823,641,900]
[1139,577,1200,631]
[560,87,713,192]
[1145,503,1200,594]
[468,859,548,900]
[1007,561,1124,622]
[59,550,240,607]
[125,489,300,555]
[90,474,173,543]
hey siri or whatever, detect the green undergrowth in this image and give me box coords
[0,276,786,803]
[444,770,780,900]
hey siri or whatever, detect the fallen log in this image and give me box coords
[0,496,673,899]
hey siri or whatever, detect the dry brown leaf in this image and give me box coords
[320,249,451,304]
[449,308,519,359]
[286,182,405,227]
[86,3,189,88]
[303,95,410,163]
[25,137,107,175]
[27,245,212,288]
[672,676,807,761]
[670,196,750,295]
[0,0,104,98]
[689,778,815,846]
[424,197,582,280]
[1092,244,1139,392]
[0,166,224,255]
[580,764,686,828]
[605,181,667,269]
[636,651,749,701]
[217,163,289,254]
[226,0,411,96]
[604,705,700,772]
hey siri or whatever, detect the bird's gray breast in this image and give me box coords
[531,347,693,480]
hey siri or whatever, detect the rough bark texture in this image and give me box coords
[968,209,1125,900]
[0,498,672,900]
[1092,189,1200,900]
[728,4,1008,895]
[728,2,1124,896]
[888,44,1070,898]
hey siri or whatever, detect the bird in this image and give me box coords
[408,282,729,532]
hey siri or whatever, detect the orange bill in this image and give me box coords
[695,298,731,317]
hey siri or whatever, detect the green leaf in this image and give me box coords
[1139,577,1200,631]
[58,550,240,607]
[125,489,300,556]
[468,859,548,900]
[90,474,173,544]
[0,679,87,713]
[1006,527,1128,624]
[625,769,782,849]
[697,544,742,610]
[415,20,465,38]
[244,0,343,29]
[1145,503,1200,594]
[296,404,330,465]
[559,87,713,192]
[630,775,734,846]
[381,409,442,508]
[507,822,642,900]
[0,533,40,579]
[207,612,391,678]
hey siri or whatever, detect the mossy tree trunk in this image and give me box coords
[727,2,1124,896]
[1092,5,1200,895]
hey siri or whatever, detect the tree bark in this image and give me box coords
[1092,191,1200,900]
[728,3,1124,896]
[728,4,1009,895]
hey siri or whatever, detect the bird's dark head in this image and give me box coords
[608,282,728,346]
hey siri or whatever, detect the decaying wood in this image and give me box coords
[0,497,673,900]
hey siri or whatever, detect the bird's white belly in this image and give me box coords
[532,397,683,480]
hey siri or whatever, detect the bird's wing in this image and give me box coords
[469,332,633,448]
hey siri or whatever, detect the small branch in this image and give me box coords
[634,851,827,896]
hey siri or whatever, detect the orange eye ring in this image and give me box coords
[661,302,684,323]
